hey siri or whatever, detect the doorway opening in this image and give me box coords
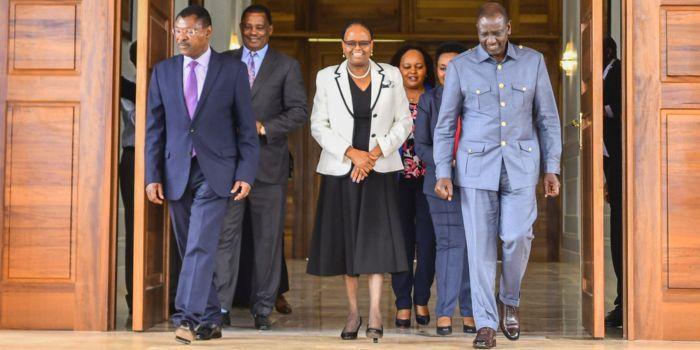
[113,0,626,341]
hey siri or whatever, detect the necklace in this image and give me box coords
[347,65,370,79]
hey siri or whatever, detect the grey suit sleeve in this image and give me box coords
[533,53,562,175]
[262,59,308,140]
[434,63,462,180]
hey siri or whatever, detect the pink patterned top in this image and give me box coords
[400,103,426,179]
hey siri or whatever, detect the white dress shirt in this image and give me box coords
[182,46,212,100]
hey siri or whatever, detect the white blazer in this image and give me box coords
[311,60,412,176]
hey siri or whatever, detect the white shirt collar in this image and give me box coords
[183,46,212,69]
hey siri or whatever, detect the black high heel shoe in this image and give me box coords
[415,306,430,326]
[395,309,411,328]
[340,317,362,340]
[436,325,452,336]
[366,325,384,343]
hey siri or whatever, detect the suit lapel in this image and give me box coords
[369,60,385,111]
[251,48,278,99]
[334,60,354,117]
[192,49,223,120]
[174,55,190,121]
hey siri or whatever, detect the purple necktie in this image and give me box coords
[185,60,198,156]
[185,60,198,119]
[247,52,257,88]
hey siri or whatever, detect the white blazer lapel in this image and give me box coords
[369,60,385,111]
[333,60,354,117]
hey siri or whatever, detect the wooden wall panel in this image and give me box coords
[629,0,700,341]
[5,104,77,280]
[11,3,78,71]
[664,8,700,77]
[665,112,700,289]
[0,0,117,330]
[311,0,401,33]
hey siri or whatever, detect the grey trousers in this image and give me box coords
[459,166,536,330]
[215,181,286,317]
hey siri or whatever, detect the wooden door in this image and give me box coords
[627,0,700,341]
[133,0,173,331]
[579,0,605,339]
[0,0,117,330]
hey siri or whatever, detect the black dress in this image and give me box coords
[307,78,408,276]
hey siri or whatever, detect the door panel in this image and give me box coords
[629,1,700,340]
[0,0,117,330]
[579,0,605,339]
[133,0,172,332]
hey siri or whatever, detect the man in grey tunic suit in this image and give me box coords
[433,3,561,348]
[214,4,308,330]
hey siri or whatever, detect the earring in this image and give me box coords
[370,51,374,57]
[342,53,345,58]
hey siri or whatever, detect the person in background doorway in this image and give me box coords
[389,44,437,329]
[119,40,137,316]
[602,36,623,329]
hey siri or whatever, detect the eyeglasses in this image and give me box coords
[343,40,372,48]
[171,27,202,37]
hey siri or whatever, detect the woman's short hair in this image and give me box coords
[434,42,467,65]
[390,44,436,88]
[341,20,374,40]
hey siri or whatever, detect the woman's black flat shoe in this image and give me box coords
[436,325,452,336]
[340,317,362,340]
[366,325,384,343]
[463,324,477,333]
[395,310,411,328]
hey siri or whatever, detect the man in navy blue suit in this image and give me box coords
[145,5,259,344]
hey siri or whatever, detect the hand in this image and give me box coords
[543,173,560,198]
[146,183,165,205]
[231,181,252,201]
[369,146,383,160]
[256,122,264,135]
[351,166,368,183]
[346,148,375,173]
[435,178,454,201]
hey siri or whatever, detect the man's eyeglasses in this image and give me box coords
[172,27,202,37]
[343,40,372,49]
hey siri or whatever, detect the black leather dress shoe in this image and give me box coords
[254,314,271,330]
[436,325,452,336]
[195,323,222,340]
[497,297,520,340]
[340,317,362,340]
[473,327,496,349]
[221,311,231,327]
[605,306,622,328]
[174,321,195,344]
[463,324,477,333]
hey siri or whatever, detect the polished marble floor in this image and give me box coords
[2,259,698,349]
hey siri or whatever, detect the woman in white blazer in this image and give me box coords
[306,21,412,343]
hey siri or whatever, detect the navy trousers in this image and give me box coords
[392,177,436,310]
[427,191,472,318]
[169,158,229,326]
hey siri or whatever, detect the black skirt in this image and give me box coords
[306,172,408,276]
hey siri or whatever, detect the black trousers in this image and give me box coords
[604,153,623,307]
[118,147,135,312]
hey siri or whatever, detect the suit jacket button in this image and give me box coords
[189,128,195,133]
[373,114,377,118]
[371,133,376,137]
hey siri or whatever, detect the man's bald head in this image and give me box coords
[477,2,509,23]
